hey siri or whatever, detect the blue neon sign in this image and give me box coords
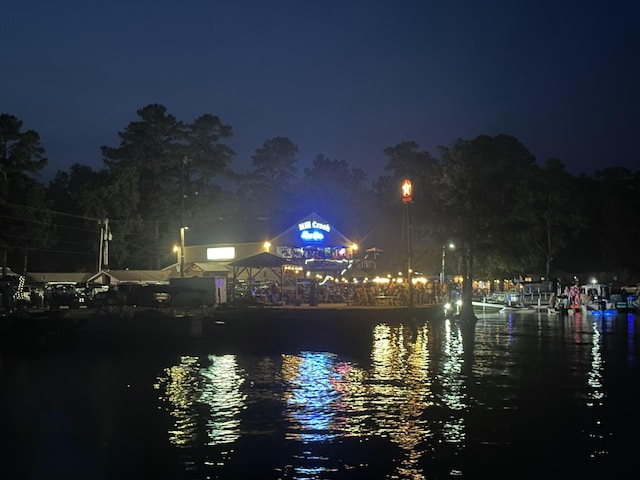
[300,230,325,241]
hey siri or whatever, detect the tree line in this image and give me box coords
[2,105,639,294]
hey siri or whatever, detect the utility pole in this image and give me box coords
[99,218,112,271]
[180,156,189,278]
[181,156,188,229]
[180,226,186,278]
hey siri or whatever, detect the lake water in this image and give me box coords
[1,309,638,479]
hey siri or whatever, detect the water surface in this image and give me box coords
[1,310,637,479]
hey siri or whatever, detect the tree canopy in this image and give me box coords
[1,106,638,290]
[0,114,53,274]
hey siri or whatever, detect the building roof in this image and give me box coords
[270,212,353,248]
[227,251,295,285]
[27,272,94,284]
[87,269,172,285]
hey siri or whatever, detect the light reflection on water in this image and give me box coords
[123,310,639,478]
[155,355,247,448]
[587,319,606,460]
[154,319,478,478]
[201,355,246,446]
[155,355,202,447]
[282,352,341,443]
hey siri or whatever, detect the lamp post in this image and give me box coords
[180,226,187,278]
[173,244,180,271]
[402,179,413,307]
[440,242,455,288]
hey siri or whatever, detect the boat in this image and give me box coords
[609,293,636,313]
[499,303,538,313]
[580,283,639,314]
[471,299,539,314]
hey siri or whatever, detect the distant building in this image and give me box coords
[180,212,362,281]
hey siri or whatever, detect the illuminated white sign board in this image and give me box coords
[298,220,331,242]
[207,247,236,260]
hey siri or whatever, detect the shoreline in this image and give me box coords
[47,303,443,355]
[10,301,548,355]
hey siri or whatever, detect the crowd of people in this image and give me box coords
[242,278,449,307]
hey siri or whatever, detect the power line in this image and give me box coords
[0,199,101,222]
[3,245,95,256]
[1,199,189,229]
[0,214,101,235]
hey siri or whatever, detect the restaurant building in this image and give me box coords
[181,212,360,278]
[175,212,368,303]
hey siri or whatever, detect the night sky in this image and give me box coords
[3,0,639,182]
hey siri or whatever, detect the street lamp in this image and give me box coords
[402,179,413,307]
[440,242,455,286]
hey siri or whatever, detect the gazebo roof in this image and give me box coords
[228,252,294,268]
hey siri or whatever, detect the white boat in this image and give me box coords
[471,301,505,312]
[471,301,538,313]
[499,303,537,313]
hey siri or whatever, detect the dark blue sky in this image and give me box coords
[3,0,639,182]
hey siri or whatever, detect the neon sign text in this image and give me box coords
[298,220,331,232]
[300,230,325,241]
